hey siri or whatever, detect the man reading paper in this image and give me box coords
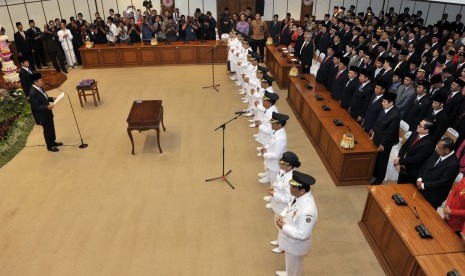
[29,73,63,152]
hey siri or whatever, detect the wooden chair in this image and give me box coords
[443,127,459,144]
[399,120,411,146]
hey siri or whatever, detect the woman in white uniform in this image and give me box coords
[276,171,318,276]
[264,151,301,254]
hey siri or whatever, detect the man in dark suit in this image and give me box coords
[326,53,341,92]
[14,22,35,70]
[453,52,465,79]
[393,49,410,77]
[450,14,464,34]
[18,56,39,125]
[436,14,451,32]
[349,68,374,122]
[425,93,451,145]
[29,73,63,152]
[26,20,47,69]
[362,80,387,132]
[268,14,281,45]
[292,26,305,54]
[443,78,465,119]
[416,137,460,209]
[428,74,448,100]
[299,31,314,74]
[316,45,335,86]
[76,13,87,28]
[370,92,402,184]
[340,66,359,109]
[404,80,432,131]
[378,57,395,88]
[330,56,349,100]
[18,57,33,98]
[395,119,435,184]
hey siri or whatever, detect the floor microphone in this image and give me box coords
[234,110,247,115]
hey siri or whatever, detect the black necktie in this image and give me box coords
[291,199,296,206]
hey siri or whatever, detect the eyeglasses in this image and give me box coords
[418,124,425,128]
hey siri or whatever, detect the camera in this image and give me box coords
[143,0,153,9]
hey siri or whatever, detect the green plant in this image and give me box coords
[0,88,34,168]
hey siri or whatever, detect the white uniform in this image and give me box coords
[263,127,287,183]
[106,22,119,43]
[256,104,279,145]
[279,192,318,276]
[271,169,294,241]
[57,28,76,66]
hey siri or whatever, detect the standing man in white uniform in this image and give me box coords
[276,170,318,276]
[258,112,288,184]
[254,89,279,144]
[57,22,76,68]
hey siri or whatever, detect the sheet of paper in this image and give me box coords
[53,92,65,105]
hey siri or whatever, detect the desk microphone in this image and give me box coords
[45,82,88,149]
[412,206,433,239]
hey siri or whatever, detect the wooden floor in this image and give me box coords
[0,65,384,276]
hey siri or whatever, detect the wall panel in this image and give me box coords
[8,3,28,33]
[287,0,300,22]
[273,0,287,20]
[399,0,415,16]
[263,0,273,20]
[41,1,61,23]
[443,4,462,25]
[425,2,446,26]
[413,1,430,22]
[26,2,47,25]
[0,6,14,36]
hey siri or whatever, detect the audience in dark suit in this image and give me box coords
[417,137,460,209]
[13,21,35,70]
[330,57,349,100]
[395,119,435,184]
[370,92,402,184]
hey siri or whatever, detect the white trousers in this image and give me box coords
[63,49,76,67]
[267,169,278,184]
[285,252,305,276]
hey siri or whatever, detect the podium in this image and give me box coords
[359,184,465,276]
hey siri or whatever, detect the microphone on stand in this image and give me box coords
[45,82,88,149]
[234,110,247,115]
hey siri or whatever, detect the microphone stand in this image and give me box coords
[54,86,88,149]
[205,112,244,189]
[202,45,220,92]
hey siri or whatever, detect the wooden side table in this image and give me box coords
[126,100,166,154]
[76,81,100,107]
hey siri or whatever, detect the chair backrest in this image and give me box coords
[318,52,325,63]
[399,120,410,146]
[443,127,459,143]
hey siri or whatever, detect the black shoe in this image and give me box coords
[47,147,59,152]
[53,142,63,147]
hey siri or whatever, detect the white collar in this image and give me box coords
[440,150,455,161]
[384,105,394,113]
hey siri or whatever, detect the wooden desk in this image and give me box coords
[265,44,300,89]
[415,253,465,276]
[126,100,166,154]
[79,40,227,68]
[288,74,378,186]
[359,184,465,276]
